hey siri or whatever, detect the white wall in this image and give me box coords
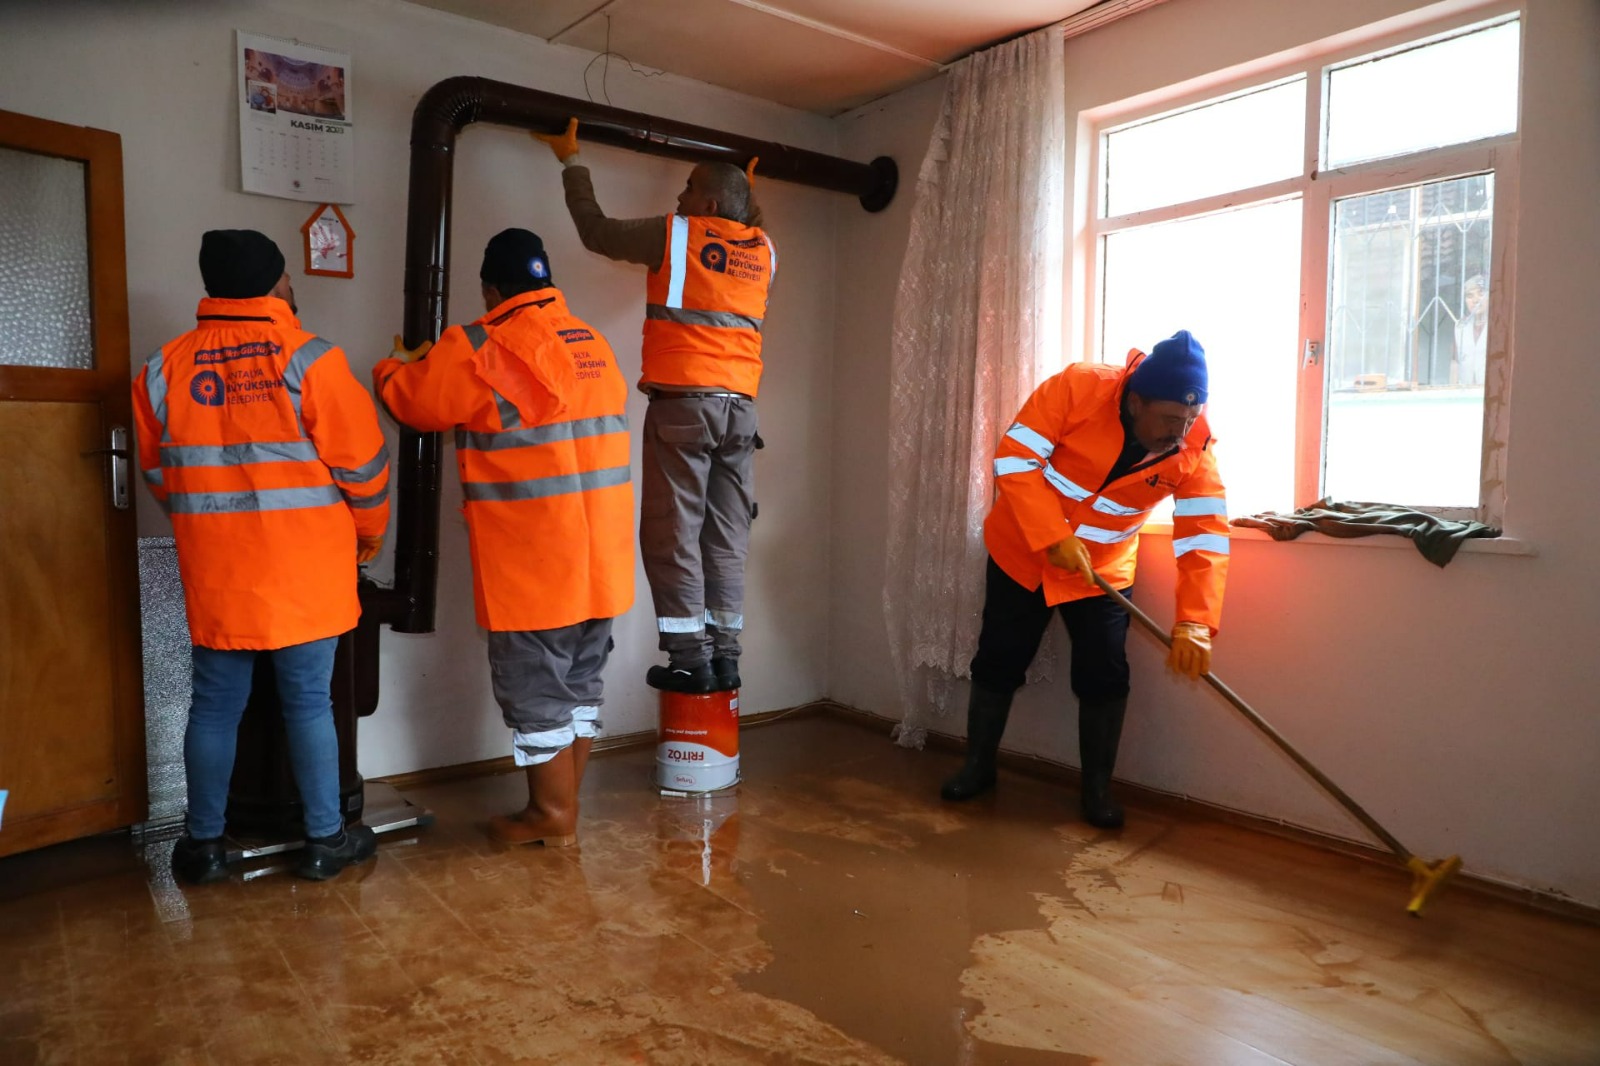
[829,76,948,719]
[830,0,1600,907]
[0,0,839,776]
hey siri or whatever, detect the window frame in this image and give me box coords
[1081,5,1521,526]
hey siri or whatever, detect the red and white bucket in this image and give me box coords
[656,689,740,793]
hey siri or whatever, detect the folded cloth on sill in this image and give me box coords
[1232,498,1501,567]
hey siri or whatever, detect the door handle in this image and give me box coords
[82,426,131,510]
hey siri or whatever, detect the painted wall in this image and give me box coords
[0,0,839,776]
[830,0,1600,907]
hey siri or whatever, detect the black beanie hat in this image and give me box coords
[198,230,286,299]
[480,228,553,292]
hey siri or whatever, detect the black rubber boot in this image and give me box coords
[940,685,1014,801]
[646,662,716,694]
[170,835,229,885]
[296,825,377,881]
[1078,697,1128,829]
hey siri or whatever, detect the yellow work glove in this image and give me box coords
[743,156,765,227]
[356,535,384,564]
[390,334,432,363]
[533,117,580,163]
[1045,531,1095,584]
[1167,622,1213,679]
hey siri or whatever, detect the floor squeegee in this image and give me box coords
[1094,574,1463,916]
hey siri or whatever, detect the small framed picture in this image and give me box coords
[301,202,354,278]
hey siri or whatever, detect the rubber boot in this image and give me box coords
[488,745,578,846]
[1078,696,1128,829]
[939,685,1014,801]
[572,736,593,790]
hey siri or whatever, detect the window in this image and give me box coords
[1088,13,1520,523]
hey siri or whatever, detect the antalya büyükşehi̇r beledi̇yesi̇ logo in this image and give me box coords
[191,371,225,406]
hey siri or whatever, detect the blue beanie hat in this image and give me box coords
[1127,329,1208,405]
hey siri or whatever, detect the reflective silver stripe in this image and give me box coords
[763,233,777,284]
[1092,496,1146,517]
[163,440,319,468]
[512,726,576,766]
[341,484,390,509]
[1005,422,1054,461]
[456,414,627,453]
[1043,464,1091,501]
[645,305,763,331]
[1075,523,1140,544]
[705,608,744,631]
[143,467,163,486]
[572,705,602,740]
[284,337,335,426]
[666,216,690,308]
[462,323,489,351]
[494,391,522,430]
[144,349,170,441]
[994,456,1041,477]
[657,615,703,634]
[1174,496,1228,517]
[1174,533,1230,556]
[461,463,630,502]
[331,444,390,485]
[166,484,342,514]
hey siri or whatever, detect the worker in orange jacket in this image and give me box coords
[535,118,773,695]
[132,229,388,882]
[374,229,633,847]
[942,331,1230,828]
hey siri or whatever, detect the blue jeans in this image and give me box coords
[185,637,342,839]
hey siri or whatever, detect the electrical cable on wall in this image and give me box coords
[583,14,665,106]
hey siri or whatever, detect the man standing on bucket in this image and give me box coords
[374,229,633,847]
[941,331,1230,829]
[533,118,774,696]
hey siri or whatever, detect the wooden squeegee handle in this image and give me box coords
[1091,573,1414,863]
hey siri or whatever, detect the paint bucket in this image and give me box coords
[656,688,739,793]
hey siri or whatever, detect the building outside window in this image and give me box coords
[1086,11,1520,523]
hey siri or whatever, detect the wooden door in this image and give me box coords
[0,109,145,857]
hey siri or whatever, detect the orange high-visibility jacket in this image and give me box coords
[131,296,391,651]
[373,288,634,633]
[642,214,775,398]
[984,352,1230,632]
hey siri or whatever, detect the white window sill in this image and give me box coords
[1139,523,1536,556]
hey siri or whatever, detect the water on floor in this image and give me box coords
[2,714,1597,1064]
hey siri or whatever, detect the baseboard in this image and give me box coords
[369,697,1597,925]
[371,700,830,792]
[817,700,1600,927]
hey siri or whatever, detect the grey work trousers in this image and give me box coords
[487,619,612,766]
[640,394,757,668]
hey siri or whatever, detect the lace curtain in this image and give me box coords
[884,26,1067,748]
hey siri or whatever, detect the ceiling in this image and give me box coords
[405,0,1111,114]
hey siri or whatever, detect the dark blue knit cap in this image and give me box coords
[1128,329,1208,405]
[480,228,553,292]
